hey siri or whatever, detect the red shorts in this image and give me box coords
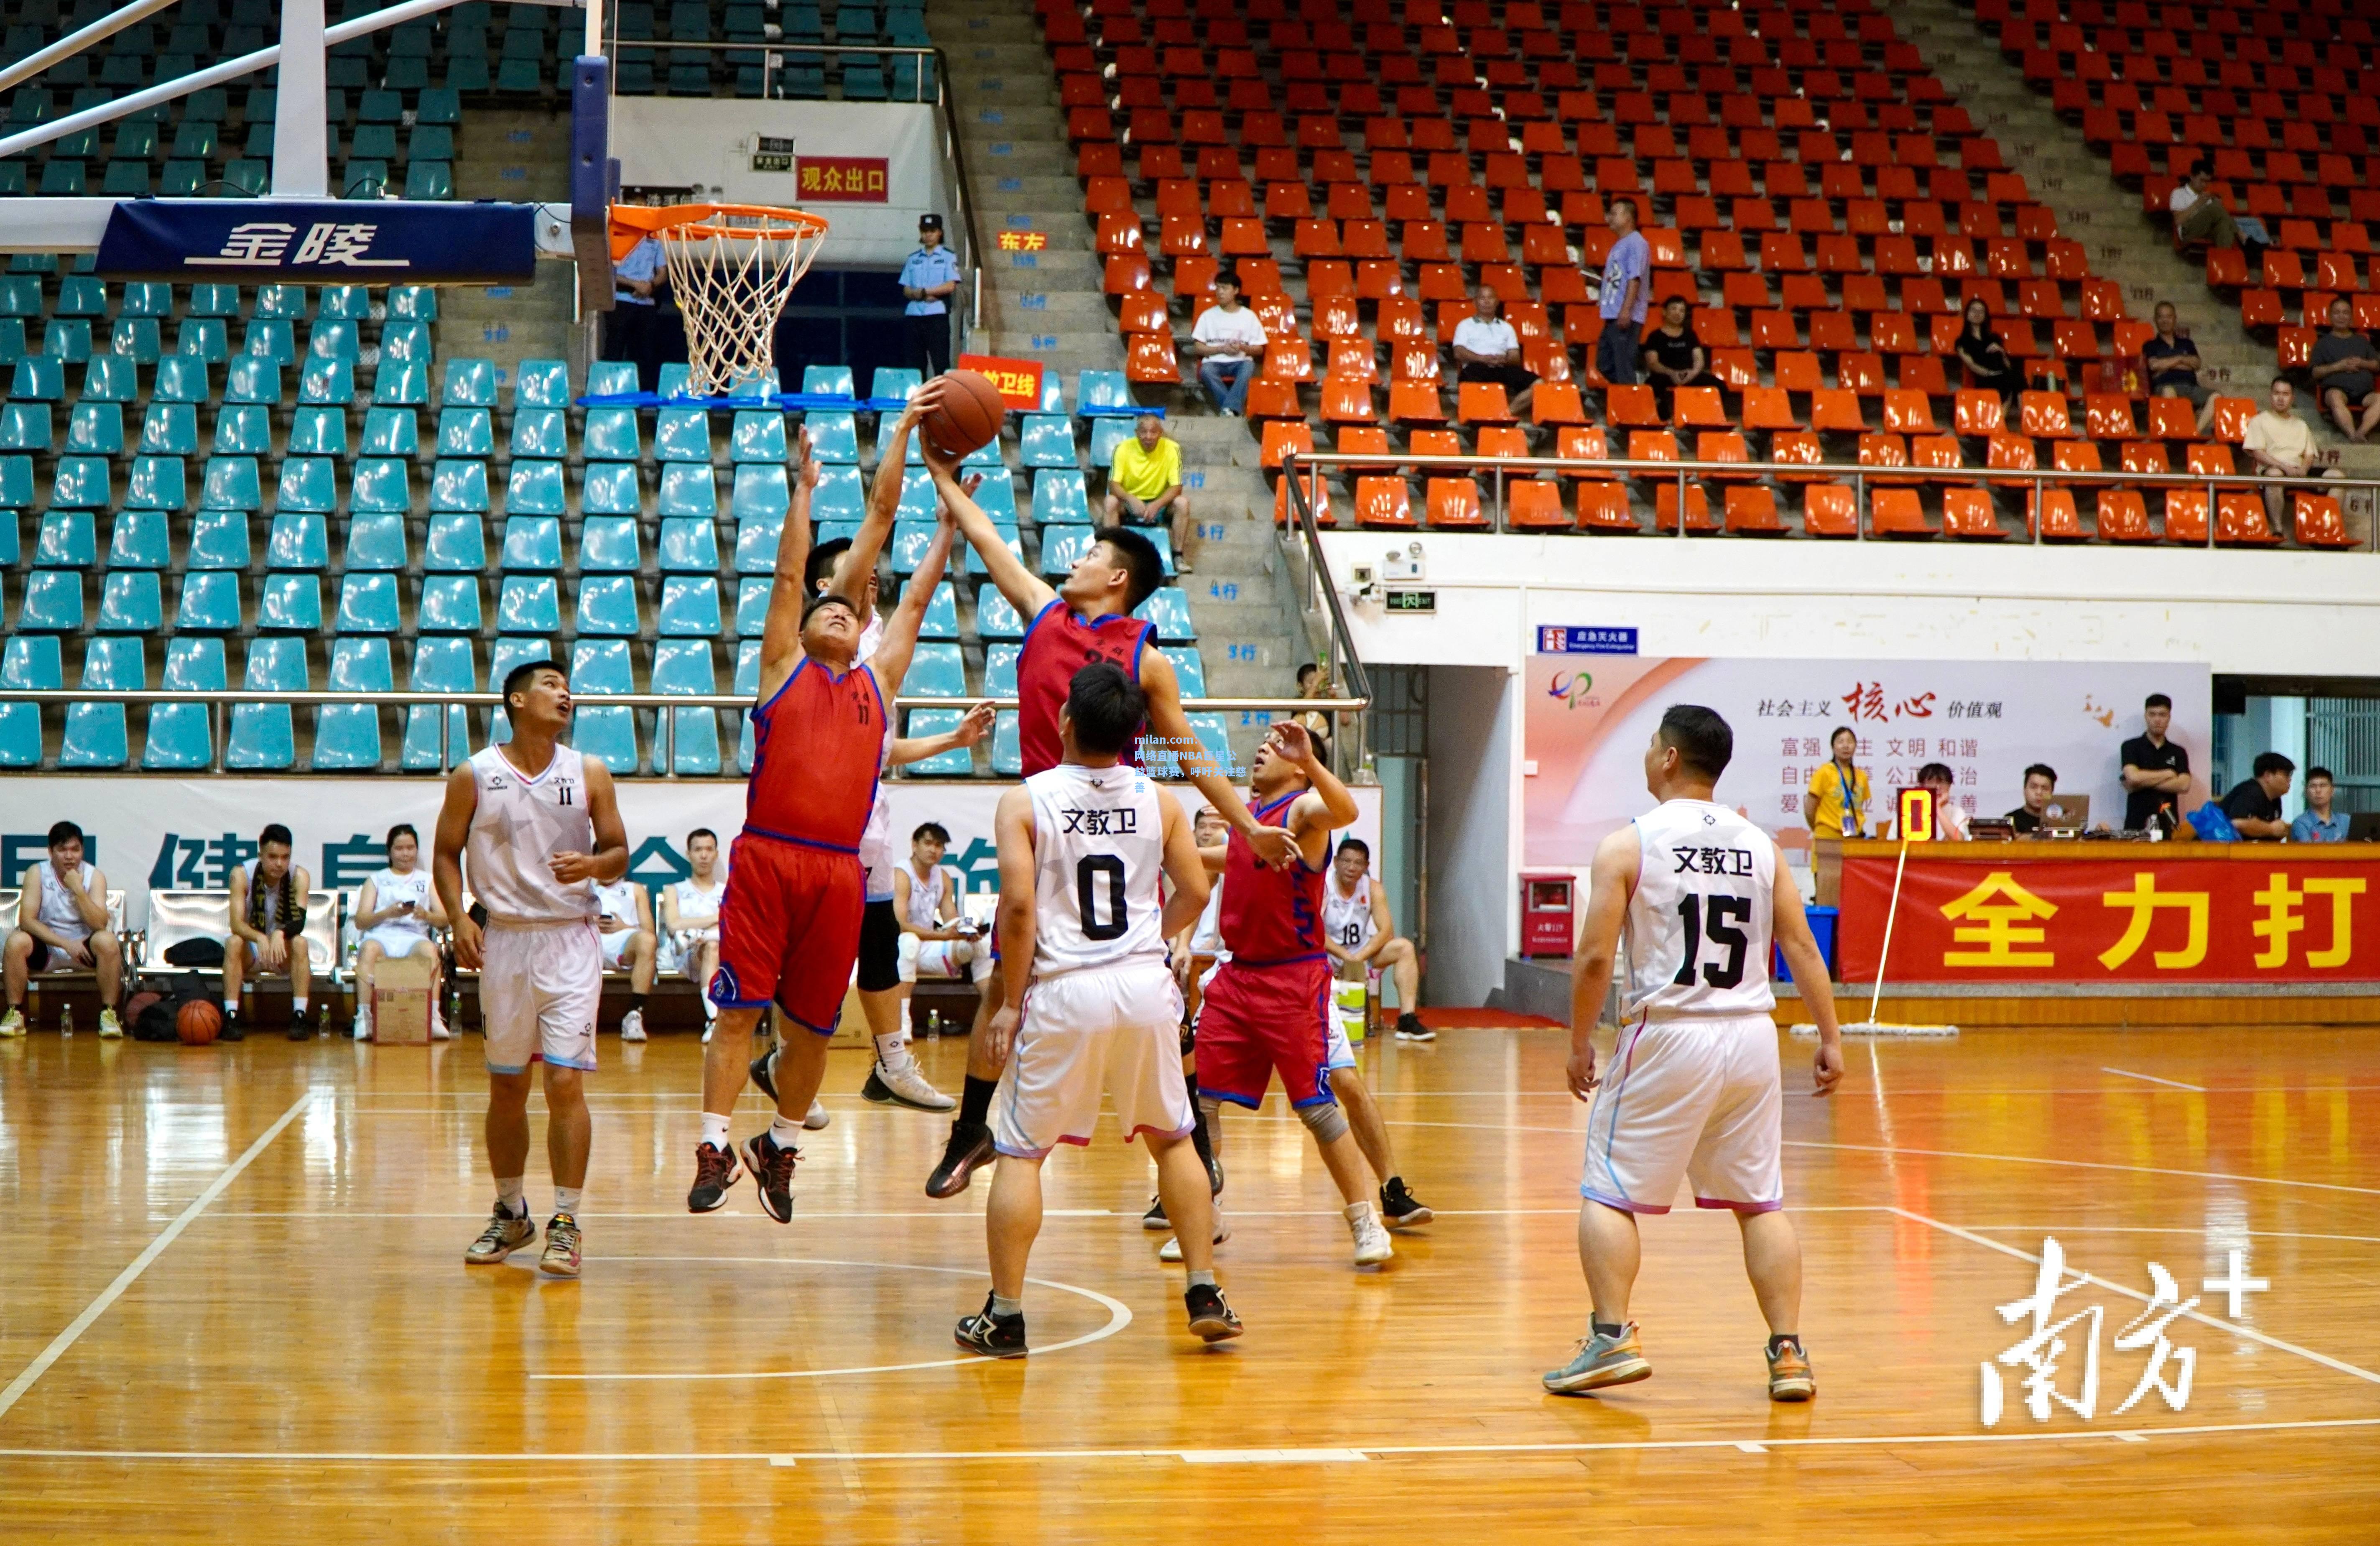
[710,834,863,1035]
[1191,957,1336,1110]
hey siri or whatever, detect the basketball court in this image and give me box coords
[2,1023,2373,1540]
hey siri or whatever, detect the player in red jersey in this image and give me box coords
[685,394,950,1225]
[1187,721,1399,1267]
[919,441,1298,1196]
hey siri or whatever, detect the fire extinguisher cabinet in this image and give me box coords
[1519,871,1576,958]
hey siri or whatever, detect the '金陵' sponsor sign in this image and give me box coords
[1839,850,2380,983]
[96,200,538,283]
[796,156,890,202]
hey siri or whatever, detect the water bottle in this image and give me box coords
[60,1004,73,1038]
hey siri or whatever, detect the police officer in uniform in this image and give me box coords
[900,212,960,379]
[605,231,666,392]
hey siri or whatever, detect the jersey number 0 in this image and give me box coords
[1671,895,1751,989]
[1076,855,1128,940]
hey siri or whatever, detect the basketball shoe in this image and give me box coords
[1157,1207,1230,1263]
[1766,1337,1815,1402]
[953,1296,1028,1358]
[0,1007,21,1037]
[539,1212,582,1278]
[686,1140,745,1213]
[1380,1176,1433,1228]
[742,1130,800,1224]
[1395,1012,1434,1042]
[1142,1194,1170,1230]
[1542,1323,1651,1394]
[619,1008,646,1043]
[1184,1283,1245,1343]
[1347,1200,1395,1265]
[926,1120,996,1199]
[97,1007,121,1039]
[747,1050,832,1128]
[863,1058,957,1112]
[464,1202,538,1265]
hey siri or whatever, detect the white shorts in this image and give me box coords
[992,959,1193,1159]
[361,926,431,959]
[482,918,602,1075]
[897,931,974,982]
[598,928,638,969]
[1579,1011,1783,1215]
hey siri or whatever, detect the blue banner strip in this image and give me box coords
[96,200,538,283]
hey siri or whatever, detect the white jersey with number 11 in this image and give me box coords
[1622,799,1776,1021]
[1025,763,1166,976]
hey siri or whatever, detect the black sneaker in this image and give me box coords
[926,1120,996,1199]
[1381,1176,1434,1229]
[1142,1194,1169,1230]
[686,1140,745,1213]
[220,1016,247,1042]
[742,1130,799,1224]
[1184,1283,1245,1343]
[748,1049,778,1102]
[286,1009,315,1041]
[1395,1012,1434,1043]
[953,1294,1028,1358]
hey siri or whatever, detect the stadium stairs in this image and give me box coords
[443,105,577,380]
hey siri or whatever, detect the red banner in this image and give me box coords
[958,352,1045,411]
[1839,845,2380,984]
[795,156,889,203]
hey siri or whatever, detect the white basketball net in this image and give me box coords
[648,206,829,398]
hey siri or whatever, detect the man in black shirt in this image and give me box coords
[2220,752,2295,840]
[2005,763,2056,835]
[2120,694,2193,831]
[1643,295,1707,420]
[2141,302,2216,436]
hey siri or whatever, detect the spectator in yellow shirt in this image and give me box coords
[1103,414,1195,573]
[1801,726,1872,838]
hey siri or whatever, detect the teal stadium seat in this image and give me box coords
[811,463,864,520]
[360,408,420,457]
[735,577,772,636]
[108,508,169,568]
[317,286,372,320]
[1078,372,1133,414]
[983,643,1019,696]
[977,587,1026,639]
[1040,525,1095,576]
[287,406,347,456]
[1089,416,1135,467]
[872,367,922,403]
[228,636,309,770]
[656,517,716,571]
[576,575,642,636]
[152,356,209,405]
[438,407,495,457]
[145,637,224,768]
[1019,414,1077,469]
[185,510,248,571]
[735,510,782,573]
[1138,586,1197,640]
[502,515,564,571]
[658,463,717,518]
[18,570,83,630]
[307,320,360,361]
[731,411,787,462]
[402,635,475,769]
[239,320,294,367]
[418,574,483,631]
[299,357,355,406]
[176,317,227,363]
[731,462,788,520]
[916,579,959,639]
[275,457,337,516]
[585,361,638,396]
[349,457,412,514]
[498,576,561,633]
[51,456,110,508]
[61,634,143,768]
[80,357,138,406]
[431,459,490,513]
[581,462,644,515]
[442,358,495,408]
[314,636,389,769]
[35,510,95,565]
[904,642,966,696]
[505,459,567,516]
[140,403,197,456]
[650,638,720,774]
[802,365,855,398]
[423,511,487,573]
[108,318,160,363]
[174,570,243,630]
[902,708,974,775]
[574,515,638,573]
[511,408,569,459]
[582,407,641,460]
[344,510,408,571]
[514,360,571,408]
[0,635,59,765]
[658,577,722,635]
[214,405,273,455]
[266,511,329,570]
[990,709,1022,775]
[1035,469,1092,525]
[656,408,712,462]
[896,465,938,521]
[382,320,434,363]
[372,357,428,406]
[257,573,322,631]
[0,403,52,453]
[201,456,261,510]
[804,410,858,462]
[253,284,307,320]
[1161,645,1207,696]
[96,570,163,632]
[569,639,638,771]
[334,572,400,634]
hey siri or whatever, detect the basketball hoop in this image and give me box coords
[610,202,830,398]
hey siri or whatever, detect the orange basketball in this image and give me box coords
[176,1000,222,1046]
[920,369,1008,459]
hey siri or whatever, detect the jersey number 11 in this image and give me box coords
[1672,895,1751,989]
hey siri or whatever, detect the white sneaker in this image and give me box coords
[620,1008,647,1042]
[867,1057,957,1111]
[702,1022,714,1044]
[353,1009,372,1042]
[1158,1208,1229,1263]
[0,1007,21,1037]
[804,1098,832,1130]
[1347,1200,1395,1265]
[98,1008,122,1039]
[430,1001,450,1041]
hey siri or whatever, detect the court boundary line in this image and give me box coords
[0,1089,315,1425]
[1887,1207,2380,1388]
[2102,1067,2207,1092]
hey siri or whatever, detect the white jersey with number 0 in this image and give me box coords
[1026,762,1166,976]
[466,743,598,926]
[1622,799,1777,1021]
[1323,872,1375,952]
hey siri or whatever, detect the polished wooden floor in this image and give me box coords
[2,1017,2377,1543]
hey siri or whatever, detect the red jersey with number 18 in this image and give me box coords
[1016,600,1153,777]
[746,657,885,852]
[1217,791,1327,966]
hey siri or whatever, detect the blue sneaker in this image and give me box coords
[1542,1322,1651,1394]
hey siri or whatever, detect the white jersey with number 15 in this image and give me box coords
[1622,799,1776,1021]
[1025,763,1166,976]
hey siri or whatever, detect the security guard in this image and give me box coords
[605,232,666,393]
[899,212,960,378]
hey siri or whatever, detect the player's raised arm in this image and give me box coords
[890,700,997,769]
[1565,824,1640,1101]
[919,434,1056,622]
[758,427,819,692]
[985,784,1039,1065]
[868,508,956,694]
[1275,721,1357,867]
[431,761,481,969]
[1771,838,1845,1096]
[849,401,923,594]
[1138,648,1298,870]
[1156,788,1213,942]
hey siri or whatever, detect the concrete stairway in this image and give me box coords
[451,105,581,383]
[1900,0,2380,514]
[929,0,1326,770]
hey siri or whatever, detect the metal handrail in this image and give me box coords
[1278,455,1379,776]
[1280,449,2380,548]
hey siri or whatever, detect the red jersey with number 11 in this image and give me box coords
[1218,791,1327,966]
[746,657,885,852]
[1016,600,1153,777]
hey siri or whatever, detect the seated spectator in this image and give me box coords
[1104,414,1194,574]
[592,874,657,1040]
[2122,693,2193,833]
[659,827,726,1034]
[2243,377,2336,528]
[1324,837,1429,1043]
[2221,752,2296,840]
[225,822,314,1040]
[351,822,449,1043]
[1452,286,1535,421]
[2170,163,2271,252]
[2005,763,2058,835]
[1917,763,1972,840]
[1643,294,1709,418]
[2310,296,2380,444]
[1,820,122,1039]
[1186,270,1266,416]
[1293,661,1335,770]
[1595,197,1650,385]
[894,819,982,975]
[1954,298,2024,411]
[2292,765,2349,843]
[2143,303,2218,436]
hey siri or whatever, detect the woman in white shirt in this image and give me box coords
[352,823,450,1040]
[1187,270,1268,415]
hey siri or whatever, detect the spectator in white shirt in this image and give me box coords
[2169,163,2270,252]
[1913,763,1972,841]
[2242,376,2334,529]
[1186,270,1268,416]
[1451,286,1535,420]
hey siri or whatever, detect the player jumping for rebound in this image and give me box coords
[1542,705,1844,1401]
[954,661,1242,1355]
[437,660,631,1278]
[685,397,946,1224]
[920,441,1297,1199]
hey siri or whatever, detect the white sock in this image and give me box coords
[700,1112,732,1150]
[496,1176,526,1216]
[874,1031,911,1068]
[702,993,718,1021]
[990,1293,1023,1319]
[1346,1201,1376,1227]
[769,1111,804,1147]
[293,996,309,1014]
[554,1186,582,1216]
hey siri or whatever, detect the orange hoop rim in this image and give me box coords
[608,202,830,262]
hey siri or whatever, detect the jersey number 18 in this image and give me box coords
[1672,894,1751,989]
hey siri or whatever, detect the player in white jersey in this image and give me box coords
[434,660,630,1280]
[894,820,992,1047]
[1543,705,1843,1403]
[1323,839,1429,1041]
[351,822,450,1042]
[658,826,727,1031]
[591,874,657,1041]
[955,662,1244,1355]
[1,819,122,1038]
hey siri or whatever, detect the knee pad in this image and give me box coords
[895,932,920,983]
[1297,1100,1350,1145]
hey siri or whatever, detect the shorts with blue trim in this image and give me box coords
[1579,1010,1783,1215]
[481,918,601,1075]
[1193,957,1337,1110]
[711,832,864,1035]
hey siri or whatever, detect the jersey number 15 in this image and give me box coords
[1672,894,1751,989]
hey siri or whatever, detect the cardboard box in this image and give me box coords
[372,951,434,1044]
